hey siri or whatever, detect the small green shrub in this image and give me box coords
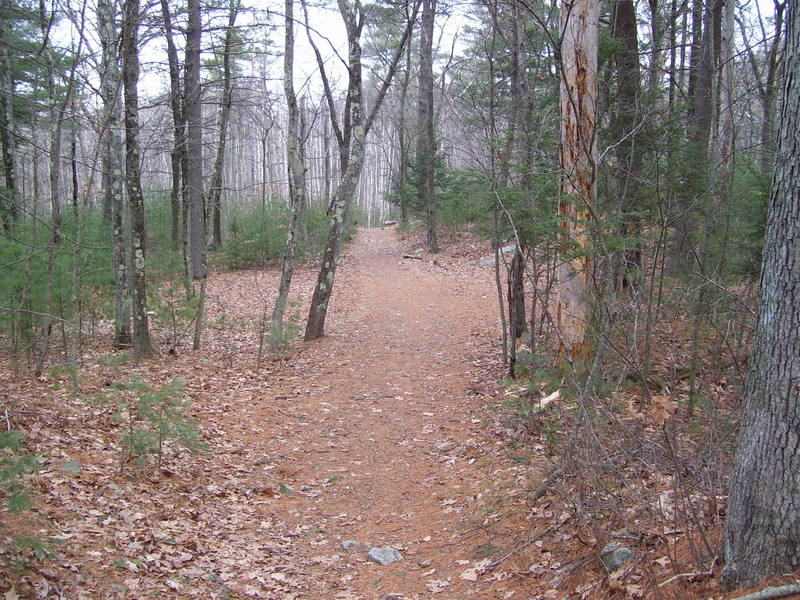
[0,430,39,513]
[110,377,206,468]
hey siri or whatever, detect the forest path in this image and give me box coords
[4,227,527,600]
[236,227,508,599]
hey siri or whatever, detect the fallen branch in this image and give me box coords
[730,583,800,600]
[401,254,423,260]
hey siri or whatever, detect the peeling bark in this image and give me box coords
[556,0,599,364]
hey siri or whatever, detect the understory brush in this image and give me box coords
[492,279,749,598]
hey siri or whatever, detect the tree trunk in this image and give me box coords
[556,0,599,364]
[674,0,716,272]
[416,0,437,252]
[271,0,306,343]
[0,0,18,231]
[397,35,412,223]
[122,0,154,358]
[185,0,205,280]
[99,0,130,348]
[612,0,643,291]
[160,0,185,251]
[722,1,800,587]
[209,0,239,248]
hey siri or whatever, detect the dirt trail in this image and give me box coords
[4,227,532,600]
[236,227,506,598]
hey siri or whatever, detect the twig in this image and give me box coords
[401,254,423,260]
[730,583,800,600]
[658,556,717,588]
[657,569,713,587]
[484,538,537,570]
[485,523,560,571]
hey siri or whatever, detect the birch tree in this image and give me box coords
[269,0,306,345]
[98,0,130,347]
[122,0,154,358]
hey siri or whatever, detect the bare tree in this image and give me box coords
[416,0,437,252]
[122,0,154,358]
[302,0,420,341]
[269,0,306,345]
[185,0,205,281]
[159,0,186,250]
[98,0,131,348]
[210,0,240,248]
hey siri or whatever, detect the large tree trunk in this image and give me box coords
[98,0,130,348]
[271,0,306,343]
[122,0,154,358]
[722,1,800,587]
[556,0,599,364]
[185,0,205,280]
[417,0,437,252]
[210,0,239,248]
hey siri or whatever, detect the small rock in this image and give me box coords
[418,560,432,568]
[367,546,403,566]
[380,595,405,600]
[600,542,633,572]
[413,247,424,255]
[300,485,310,492]
[341,540,360,550]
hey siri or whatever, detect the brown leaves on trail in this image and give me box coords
[2,228,519,600]
[650,394,679,426]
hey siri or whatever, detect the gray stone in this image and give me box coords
[367,546,403,566]
[418,559,432,568]
[600,542,633,572]
[300,485,310,492]
[380,595,405,600]
[341,540,360,550]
